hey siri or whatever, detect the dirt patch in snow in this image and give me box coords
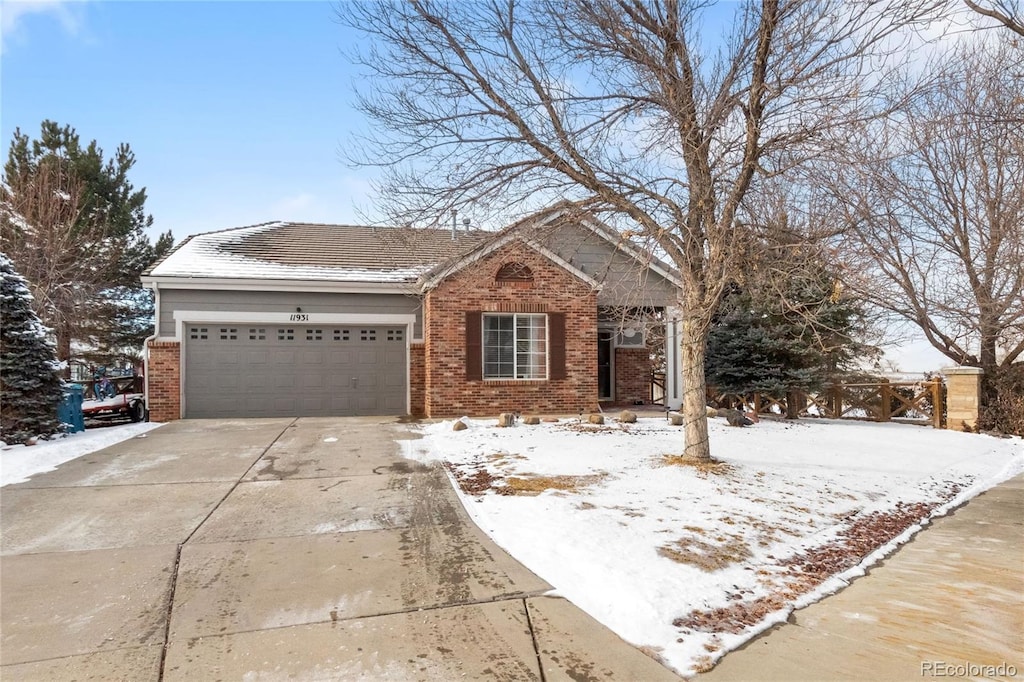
[658,533,753,572]
[504,473,608,496]
[445,462,511,495]
[445,461,608,497]
[672,486,963,636]
[659,454,735,476]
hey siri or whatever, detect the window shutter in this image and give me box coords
[466,311,482,381]
[548,313,566,380]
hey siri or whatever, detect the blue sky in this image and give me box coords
[2,0,378,240]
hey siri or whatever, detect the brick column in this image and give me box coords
[146,341,181,422]
[614,347,652,405]
[409,342,426,416]
[944,366,983,432]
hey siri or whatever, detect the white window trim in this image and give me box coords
[482,313,549,381]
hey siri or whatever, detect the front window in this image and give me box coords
[483,314,547,379]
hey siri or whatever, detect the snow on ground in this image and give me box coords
[406,416,1023,676]
[1,423,163,487]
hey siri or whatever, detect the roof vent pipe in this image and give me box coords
[451,209,458,240]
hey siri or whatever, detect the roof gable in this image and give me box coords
[418,206,682,295]
[418,229,601,291]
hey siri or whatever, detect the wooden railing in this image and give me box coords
[711,379,945,428]
[650,371,666,405]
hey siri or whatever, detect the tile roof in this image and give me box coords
[146,222,492,283]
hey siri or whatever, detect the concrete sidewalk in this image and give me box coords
[699,473,1024,682]
[1,417,677,680]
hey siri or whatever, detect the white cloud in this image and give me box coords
[1,0,88,52]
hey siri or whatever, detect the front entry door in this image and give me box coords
[598,332,613,400]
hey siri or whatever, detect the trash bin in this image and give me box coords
[59,383,85,433]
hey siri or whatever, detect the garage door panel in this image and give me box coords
[185,324,407,418]
[245,350,270,365]
[356,374,379,389]
[330,394,354,412]
[244,374,270,390]
[300,349,323,363]
[357,349,380,364]
[213,348,241,364]
[272,350,296,363]
[302,374,326,390]
[327,350,353,363]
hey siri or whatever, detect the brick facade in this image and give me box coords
[424,240,599,417]
[409,342,426,416]
[146,341,181,422]
[614,347,653,405]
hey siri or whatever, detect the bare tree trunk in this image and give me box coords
[785,390,803,419]
[56,325,72,380]
[680,310,711,461]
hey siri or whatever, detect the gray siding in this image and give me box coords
[542,225,679,307]
[157,289,423,338]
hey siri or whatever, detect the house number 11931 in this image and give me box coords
[289,313,309,322]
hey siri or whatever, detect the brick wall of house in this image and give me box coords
[614,347,653,405]
[410,342,426,416]
[146,341,181,422]
[424,240,598,417]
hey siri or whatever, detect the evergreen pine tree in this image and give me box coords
[706,264,878,411]
[0,253,64,443]
[1,121,174,374]
[706,288,823,398]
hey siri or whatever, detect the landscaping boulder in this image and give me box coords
[718,408,754,427]
[522,416,541,425]
[588,414,605,425]
[668,412,684,426]
[497,412,518,427]
[619,410,637,424]
[452,420,468,432]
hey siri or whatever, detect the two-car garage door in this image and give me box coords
[184,324,407,418]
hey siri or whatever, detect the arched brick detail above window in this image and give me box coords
[495,262,534,285]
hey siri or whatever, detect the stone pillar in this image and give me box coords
[944,366,983,432]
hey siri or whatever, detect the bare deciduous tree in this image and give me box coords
[964,0,1024,37]
[1,157,119,376]
[825,36,1023,374]
[339,0,942,460]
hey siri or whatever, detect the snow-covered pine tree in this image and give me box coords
[1,253,64,443]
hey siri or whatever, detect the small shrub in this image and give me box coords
[979,364,1024,436]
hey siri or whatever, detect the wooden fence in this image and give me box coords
[711,379,945,428]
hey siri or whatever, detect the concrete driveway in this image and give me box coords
[1,417,678,680]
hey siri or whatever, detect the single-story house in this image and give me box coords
[141,206,685,421]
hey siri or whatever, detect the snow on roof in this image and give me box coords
[146,222,491,283]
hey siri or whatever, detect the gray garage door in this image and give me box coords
[184,324,407,418]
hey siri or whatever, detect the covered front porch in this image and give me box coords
[596,307,682,410]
